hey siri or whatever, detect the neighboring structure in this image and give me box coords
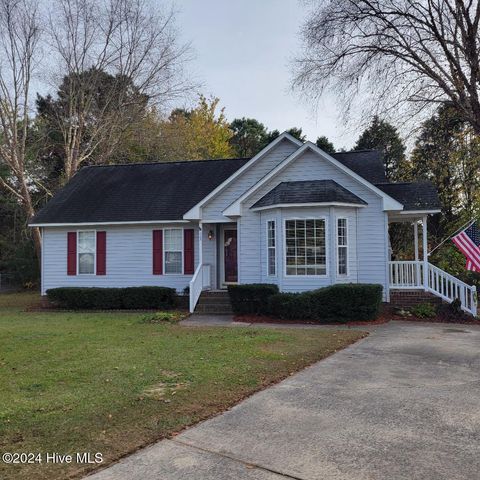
[30,133,477,314]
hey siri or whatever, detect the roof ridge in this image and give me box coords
[83,157,251,169]
[333,149,379,154]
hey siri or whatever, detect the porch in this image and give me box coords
[388,214,477,315]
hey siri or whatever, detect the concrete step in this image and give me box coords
[195,304,233,314]
[195,290,232,314]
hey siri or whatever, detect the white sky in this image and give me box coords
[177,0,358,150]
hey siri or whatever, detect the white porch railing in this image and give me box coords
[389,261,478,315]
[389,261,424,289]
[189,264,212,313]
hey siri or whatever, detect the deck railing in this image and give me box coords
[189,264,212,313]
[389,261,477,315]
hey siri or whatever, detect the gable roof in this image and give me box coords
[375,181,441,212]
[30,158,250,226]
[251,180,367,210]
[332,150,387,184]
[223,142,404,216]
[183,132,303,220]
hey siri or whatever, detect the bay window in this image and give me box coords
[285,219,326,276]
[78,231,95,274]
[164,228,183,274]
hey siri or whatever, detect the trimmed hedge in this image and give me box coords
[268,284,383,323]
[46,286,177,310]
[227,283,279,315]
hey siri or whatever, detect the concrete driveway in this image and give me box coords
[89,322,480,480]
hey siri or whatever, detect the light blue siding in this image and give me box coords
[41,224,199,295]
[202,139,298,221]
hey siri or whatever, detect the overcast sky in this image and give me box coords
[177,0,358,150]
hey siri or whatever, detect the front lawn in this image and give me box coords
[0,292,366,480]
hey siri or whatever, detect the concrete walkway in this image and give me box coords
[88,322,480,480]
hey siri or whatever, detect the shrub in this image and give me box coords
[140,311,181,324]
[411,303,437,318]
[268,284,383,323]
[46,286,176,310]
[122,287,177,310]
[228,283,279,315]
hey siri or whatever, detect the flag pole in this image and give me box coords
[428,217,476,257]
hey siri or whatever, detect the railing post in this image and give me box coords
[422,215,428,291]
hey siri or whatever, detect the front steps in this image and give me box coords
[195,290,233,314]
[390,289,443,308]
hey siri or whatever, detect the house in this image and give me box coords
[30,133,478,315]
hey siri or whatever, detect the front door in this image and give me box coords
[223,229,238,284]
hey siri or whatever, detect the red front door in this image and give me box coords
[224,229,238,283]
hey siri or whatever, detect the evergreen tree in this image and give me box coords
[230,118,269,157]
[354,116,406,181]
[316,136,335,154]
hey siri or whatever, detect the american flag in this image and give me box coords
[452,221,480,272]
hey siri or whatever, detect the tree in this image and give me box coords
[158,95,234,161]
[36,68,149,183]
[410,104,480,226]
[354,117,406,181]
[316,136,335,154]
[293,0,480,134]
[0,0,42,258]
[266,127,306,144]
[229,118,269,157]
[47,0,193,181]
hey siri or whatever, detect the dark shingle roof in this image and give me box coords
[375,181,441,211]
[31,158,250,224]
[251,180,368,210]
[331,150,387,184]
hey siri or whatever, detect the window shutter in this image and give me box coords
[184,229,195,274]
[96,231,106,275]
[67,232,77,275]
[153,230,163,275]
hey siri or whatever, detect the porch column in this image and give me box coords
[422,215,428,290]
[414,221,421,286]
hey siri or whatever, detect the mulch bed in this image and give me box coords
[233,312,391,327]
[234,304,480,326]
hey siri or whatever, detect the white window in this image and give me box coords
[285,219,326,276]
[267,220,276,276]
[78,231,95,275]
[337,218,348,276]
[164,228,183,274]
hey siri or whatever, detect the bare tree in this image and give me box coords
[293,0,480,133]
[47,0,193,181]
[0,0,42,257]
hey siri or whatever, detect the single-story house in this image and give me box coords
[30,133,478,314]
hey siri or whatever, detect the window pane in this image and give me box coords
[79,253,94,274]
[164,229,182,251]
[165,251,182,274]
[78,231,95,253]
[267,220,276,276]
[338,246,347,275]
[284,219,326,275]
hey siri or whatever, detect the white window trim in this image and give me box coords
[266,219,276,277]
[163,228,184,276]
[283,217,329,278]
[77,230,96,276]
[336,217,349,277]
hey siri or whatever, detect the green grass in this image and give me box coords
[0,292,366,480]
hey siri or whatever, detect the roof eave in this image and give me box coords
[250,202,368,212]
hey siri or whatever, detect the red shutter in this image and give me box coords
[184,229,195,274]
[153,230,163,275]
[67,232,77,275]
[96,231,106,275]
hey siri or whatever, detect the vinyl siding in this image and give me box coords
[201,139,298,221]
[41,224,199,295]
[238,150,388,297]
